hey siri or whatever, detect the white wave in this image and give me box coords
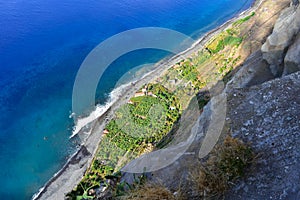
[32,186,45,200]
[70,62,162,139]
[69,112,75,119]
[70,82,133,138]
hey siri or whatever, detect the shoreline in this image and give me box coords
[33,1,262,199]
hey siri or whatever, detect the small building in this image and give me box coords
[169,106,176,110]
[173,64,180,69]
[142,88,147,93]
[134,92,145,97]
[127,100,134,104]
[169,79,177,85]
[147,92,157,97]
[103,129,110,135]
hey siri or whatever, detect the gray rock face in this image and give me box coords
[291,0,299,6]
[226,51,275,91]
[283,33,300,75]
[261,4,300,76]
[119,3,300,199]
[225,71,300,200]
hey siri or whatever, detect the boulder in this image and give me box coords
[283,33,300,75]
[261,4,300,76]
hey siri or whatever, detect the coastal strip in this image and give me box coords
[33,1,264,199]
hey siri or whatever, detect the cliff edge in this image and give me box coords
[123,2,300,199]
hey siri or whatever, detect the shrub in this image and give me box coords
[191,136,254,198]
[117,183,176,200]
[233,12,255,26]
[211,35,243,54]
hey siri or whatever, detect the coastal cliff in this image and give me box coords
[35,0,300,199]
[117,1,300,199]
[224,3,300,199]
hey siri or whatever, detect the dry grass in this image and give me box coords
[116,136,253,200]
[190,136,254,198]
[117,183,177,200]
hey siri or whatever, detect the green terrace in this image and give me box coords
[67,11,257,200]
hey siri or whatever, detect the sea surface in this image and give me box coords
[0,0,253,199]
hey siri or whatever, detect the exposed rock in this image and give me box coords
[291,0,299,6]
[283,33,300,75]
[225,71,300,200]
[119,1,300,199]
[261,4,300,76]
[226,50,275,91]
[134,70,300,200]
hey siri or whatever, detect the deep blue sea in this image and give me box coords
[0,0,253,199]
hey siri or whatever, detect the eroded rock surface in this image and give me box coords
[283,33,300,75]
[225,72,300,200]
[120,2,300,200]
[261,4,300,76]
[226,50,275,90]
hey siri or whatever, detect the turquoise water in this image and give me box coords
[0,0,253,198]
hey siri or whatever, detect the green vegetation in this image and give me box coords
[106,84,180,150]
[208,34,243,54]
[67,84,181,199]
[218,55,241,74]
[172,59,203,90]
[75,183,97,200]
[193,50,211,66]
[118,174,149,197]
[207,12,256,54]
[117,136,254,199]
[166,62,206,108]
[233,12,255,26]
[226,28,238,35]
[202,13,252,79]
[67,10,257,200]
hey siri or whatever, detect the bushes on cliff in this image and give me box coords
[191,136,254,198]
[67,83,181,199]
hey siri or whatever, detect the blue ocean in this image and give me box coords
[0,0,253,199]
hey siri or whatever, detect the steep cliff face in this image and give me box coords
[119,2,300,199]
[158,2,300,199]
[261,4,300,76]
[225,72,300,199]
[224,3,300,199]
[284,33,300,75]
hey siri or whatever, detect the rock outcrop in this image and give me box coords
[291,0,299,6]
[225,71,300,200]
[224,4,300,198]
[222,3,300,198]
[119,1,300,199]
[225,50,275,90]
[261,4,300,76]
[283,33,300,75]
